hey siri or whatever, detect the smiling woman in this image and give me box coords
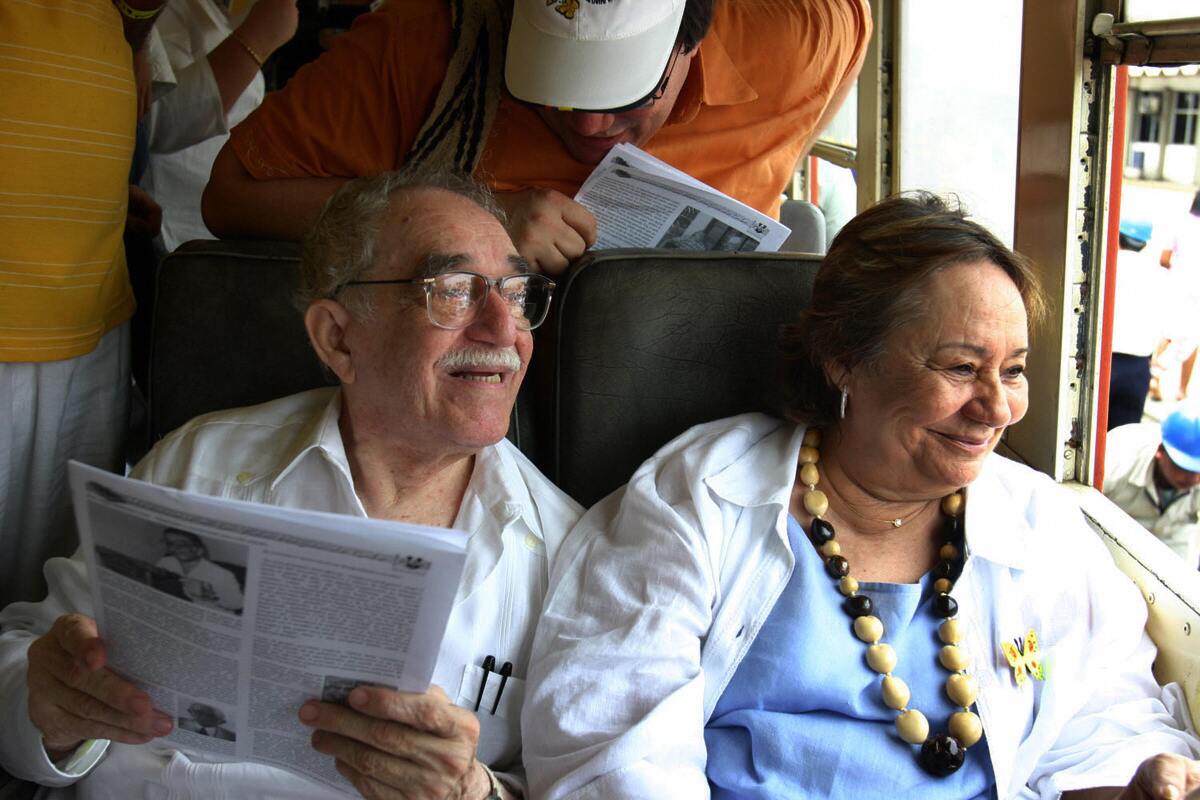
[522,193,1200,799]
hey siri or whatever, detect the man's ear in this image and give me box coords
[304,300,356,385]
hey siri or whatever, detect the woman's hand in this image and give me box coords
[1065,754,1200,800]
[26,614,173,759]
[300,684,491,799]
[1120,754,1200,800]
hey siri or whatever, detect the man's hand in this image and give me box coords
[300,685,491,800]
[26,614,172,759]
[495,188,597,276]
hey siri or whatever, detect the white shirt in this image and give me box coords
[1104,422,1200,567]
[141,0,265,252]
[1111,247,1170,357]
[0,387,582,798]
[524,413,1199,799]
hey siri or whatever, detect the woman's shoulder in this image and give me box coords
[639,412,791,477]
[624,413,798,509]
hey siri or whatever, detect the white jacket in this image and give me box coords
[0,388,582,798]
[524,413,1199,799]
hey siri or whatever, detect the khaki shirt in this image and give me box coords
[1103,422,1200,567]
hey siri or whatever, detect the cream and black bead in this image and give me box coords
[799,428,981,778]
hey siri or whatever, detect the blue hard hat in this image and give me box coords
[1119,218,1153,244]
[1161,404,1200,473]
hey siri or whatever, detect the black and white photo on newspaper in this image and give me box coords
[68,462,466,793]
[575,142,790,251]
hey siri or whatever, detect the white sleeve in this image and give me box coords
[146,57,228,154]
[0,555,110,785]
[207,564,244,612]
[522,466,716,800]
[1027,506,1200,796]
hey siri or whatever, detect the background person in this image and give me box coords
[1150,188,1200,403]
[0,0,165,609]
[140,0,298,253]
[524,193,1200,798]
[0,169,580,800]
[155,528,244,613]
[202,0,871,273]
[1104,404,1200,568]
[1108,219,1170,430]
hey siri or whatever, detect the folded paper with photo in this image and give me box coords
[68,462,467,794]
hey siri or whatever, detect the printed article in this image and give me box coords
[68,462,467,794]
[575,143,791,252]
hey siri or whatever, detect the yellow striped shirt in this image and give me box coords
[0,0,136,362]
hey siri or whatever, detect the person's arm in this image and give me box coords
[1022,495,1200,797]
[0,555,172,785]
[522,468,717,798]
[208,0,298,113]
[797,10,869,157]
[112,0,165,51]
[202,143,346,240]
[202,9,449,240]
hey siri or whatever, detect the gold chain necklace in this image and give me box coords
[798,428,981,777]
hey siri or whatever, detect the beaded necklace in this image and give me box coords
[797,428,981,777]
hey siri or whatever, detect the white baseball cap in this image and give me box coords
[505,0,687,111]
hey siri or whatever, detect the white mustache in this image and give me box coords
[436,346,522,373]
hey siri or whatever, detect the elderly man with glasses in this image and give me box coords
[0,169,580,800]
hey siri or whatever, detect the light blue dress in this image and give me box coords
[705,516,997,799]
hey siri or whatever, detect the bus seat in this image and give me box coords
[541,249,820,508]
[148,240,327,443]
[147,240,536,454]
[779,199,827,253]
[1067,484,1200,732]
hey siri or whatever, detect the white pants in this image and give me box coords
[0,323,130,608]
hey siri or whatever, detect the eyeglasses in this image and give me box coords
[536,46,682,115]
[339,271,556,331]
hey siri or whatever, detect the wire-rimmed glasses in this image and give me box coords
[338,271,556,331]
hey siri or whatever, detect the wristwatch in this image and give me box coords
[480,762,503,800]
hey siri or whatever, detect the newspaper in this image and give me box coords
[575,143,791,252]
[67,462,468,795]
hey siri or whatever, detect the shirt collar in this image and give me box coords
[704,420,805,511]
[269,388,353,494]
[266,391,542,539]
[704,419,1035,572]
[669,26,758,125]
[960,456,1034,571]
[458,440,544,542]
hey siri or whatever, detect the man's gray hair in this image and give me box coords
[297,167,505,316]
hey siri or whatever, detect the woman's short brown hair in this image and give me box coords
[778,192,1046,426]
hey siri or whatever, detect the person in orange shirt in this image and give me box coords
[203,0,870,273]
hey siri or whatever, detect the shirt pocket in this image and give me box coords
[455,663,525,767]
